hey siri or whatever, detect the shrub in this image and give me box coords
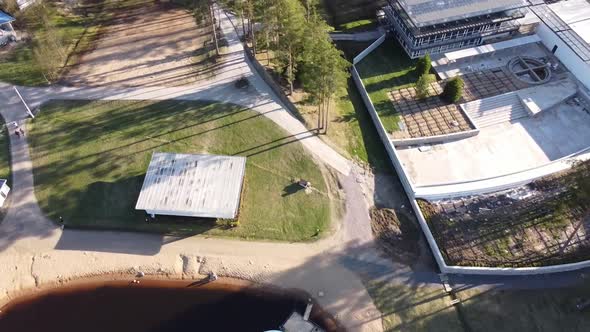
[415,73,434,100]
[442,77,464,103]
[415,54,431,77]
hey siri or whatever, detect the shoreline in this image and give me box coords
[0,272,343,331]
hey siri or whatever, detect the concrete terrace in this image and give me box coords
[398,97,590,186]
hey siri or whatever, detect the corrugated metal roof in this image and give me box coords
[135,152,246,219]
[397,0,526,27]
[0,11,15,25]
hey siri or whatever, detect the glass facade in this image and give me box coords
[384,1,523,58]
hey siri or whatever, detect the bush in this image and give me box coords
[415,54,431,77]
[415,73,434,100]
[442,77,464,103]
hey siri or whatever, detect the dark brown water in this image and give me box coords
[0,279,341,332]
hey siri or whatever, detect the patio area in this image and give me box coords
[397,99,590,186]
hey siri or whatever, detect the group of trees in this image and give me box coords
[414,53,463,103]
[223,0,349,133]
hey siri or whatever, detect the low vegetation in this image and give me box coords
[0,0,104,85]
[442,76,464,103]
[28,100,334,241]
[367,280,590,331]
[415,73,434,100]
[414,54,431,77]
[420,160,590,267]
[337,19,377,33]
[355,38,417,133]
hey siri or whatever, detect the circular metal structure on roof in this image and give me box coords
[507,56,552,85]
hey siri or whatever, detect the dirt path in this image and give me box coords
[65,0,212,87]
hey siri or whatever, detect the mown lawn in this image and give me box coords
[28,100,333,241]
[367,280,590,332]
[0,1,103,86]
[338,19,377,33]
[355,38,417,134]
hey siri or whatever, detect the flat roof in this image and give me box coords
[548,0,590,43]
[397,0,526,27]
[444,35,540,62]
[0,11,15,25]
[135,152,246,219]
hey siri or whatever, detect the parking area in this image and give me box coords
[65,1,211,87]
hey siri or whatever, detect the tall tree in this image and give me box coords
[300,12,349,133]
[192,0,220,56]
[275,0,305,94]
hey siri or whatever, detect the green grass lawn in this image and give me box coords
[355,38,417,134]
[333,80,391,171]
[337,19,377,33]
[28,100,333,241]
[367,280,590,331]
[0,2,102,86]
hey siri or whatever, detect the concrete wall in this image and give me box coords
[353,34,386,65]
[391,129,479,147]
[536,23,590,90]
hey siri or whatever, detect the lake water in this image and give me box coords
[0,279,340,332]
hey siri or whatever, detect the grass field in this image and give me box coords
[28,100,333,241]
[256,44,391,172]
[367,281,590,331]
[0,1,103,86]
[337,19,377,33]
[355,38,417,134]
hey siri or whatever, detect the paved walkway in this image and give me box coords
[330,29,384,41]
[0,7,392,331]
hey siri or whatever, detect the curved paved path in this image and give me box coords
[0,8,407,331]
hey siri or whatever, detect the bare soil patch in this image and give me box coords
[64,0,214,87]
[420,161,590,267]
[370,207,420,265]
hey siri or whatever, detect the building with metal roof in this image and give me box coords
[383,0,528,58]
[135,152,246,219]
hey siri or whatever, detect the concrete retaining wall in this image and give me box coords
[244,50,303,120]
[353,34,386,65]
[391,129,479,147]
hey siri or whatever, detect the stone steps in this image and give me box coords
[461,92,528,128]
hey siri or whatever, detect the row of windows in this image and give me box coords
[392,28,482,59]
[414,23,502,46]
[385,6,512,49]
